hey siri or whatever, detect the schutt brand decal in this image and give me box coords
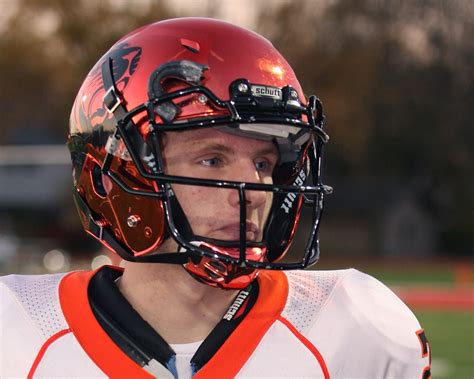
[223,290,250,321]
[251,85,282,100]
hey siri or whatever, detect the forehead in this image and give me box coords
[162,127,278,155]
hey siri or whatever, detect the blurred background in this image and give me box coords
[0,0,472,377]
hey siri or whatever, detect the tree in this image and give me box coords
[256,0,473,255]
[0,0,175,144]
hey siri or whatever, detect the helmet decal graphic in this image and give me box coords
[71,43,142,135]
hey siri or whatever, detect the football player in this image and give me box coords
[0,18,431,378]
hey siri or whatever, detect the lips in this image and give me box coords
[211,222,260,241]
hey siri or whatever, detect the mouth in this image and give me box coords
[210,222,260,242]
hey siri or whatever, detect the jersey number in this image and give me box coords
[416,329,431,379]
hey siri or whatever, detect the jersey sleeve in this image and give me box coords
[0,273,71,378]
[0,276,45,378]
[320,269,431,378]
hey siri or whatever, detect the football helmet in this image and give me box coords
[68,18,331,289]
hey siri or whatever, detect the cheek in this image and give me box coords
[262,193,273,219]
[172,184,224,230]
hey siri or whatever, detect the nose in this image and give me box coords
[227,160,269,210]
[228,187,267,211]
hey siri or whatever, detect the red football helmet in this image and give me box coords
[68,18,331,289]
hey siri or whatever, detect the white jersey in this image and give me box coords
[0,266,430,378]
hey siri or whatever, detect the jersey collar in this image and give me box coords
[59,265,288,378]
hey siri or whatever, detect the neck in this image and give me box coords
[117,261,239,344]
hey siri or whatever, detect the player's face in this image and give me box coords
[162,128,278,242]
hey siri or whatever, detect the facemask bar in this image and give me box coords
[155,143,328,269]
[100,134,330,269]
[93,57,332,268]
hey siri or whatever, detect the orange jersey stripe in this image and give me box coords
[278,315,330,379]
[28,328,71,378]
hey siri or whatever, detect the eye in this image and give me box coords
[255,159,272,172]
[200,157,221,167]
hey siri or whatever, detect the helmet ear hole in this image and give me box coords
[91,164,107,198]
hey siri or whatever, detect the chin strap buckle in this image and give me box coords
[103,87,122,114]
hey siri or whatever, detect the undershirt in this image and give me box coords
[169,341,203,379]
